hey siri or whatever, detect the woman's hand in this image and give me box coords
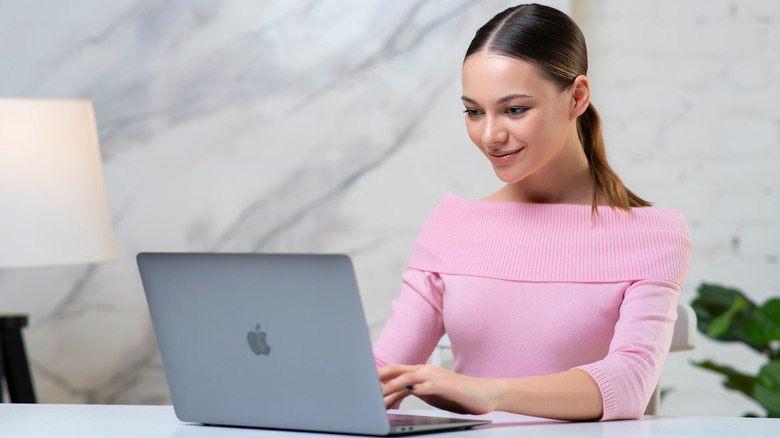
[378,364,499,415]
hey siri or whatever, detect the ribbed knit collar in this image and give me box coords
[407,193,692,285]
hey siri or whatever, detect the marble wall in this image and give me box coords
[0,0,778,417]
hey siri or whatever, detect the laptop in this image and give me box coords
[137,252,490,435]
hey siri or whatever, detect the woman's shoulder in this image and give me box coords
[423,192,688,231]
[409,192,691,285]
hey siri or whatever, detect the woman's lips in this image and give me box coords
[487,147,524,165]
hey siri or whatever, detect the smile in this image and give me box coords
[487,147,524,165]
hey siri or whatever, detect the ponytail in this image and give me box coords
[577,104,652,214]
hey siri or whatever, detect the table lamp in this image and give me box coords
[0,98,117,402]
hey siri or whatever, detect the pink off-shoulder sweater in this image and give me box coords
[372,193,692,421]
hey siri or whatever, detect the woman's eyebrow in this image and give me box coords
[461,94,533,105]
[497,93,532,104]
[461,95,478,105]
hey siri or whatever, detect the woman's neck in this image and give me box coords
[486,132,599,205]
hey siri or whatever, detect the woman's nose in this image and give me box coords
[482,116,508,146]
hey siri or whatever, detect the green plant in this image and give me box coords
[691,283,780,417]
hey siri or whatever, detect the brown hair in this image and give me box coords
[465,3,651,212]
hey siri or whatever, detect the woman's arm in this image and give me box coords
[493,369,602,420]
[373,269,446,368]
[379,364,602,421]
[380,278,683,421]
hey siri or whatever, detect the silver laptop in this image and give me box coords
[137,252,490,435]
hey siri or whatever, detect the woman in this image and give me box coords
[373,4,692,421]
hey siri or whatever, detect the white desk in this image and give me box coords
[0,404,776,437]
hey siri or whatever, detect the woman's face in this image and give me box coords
[461,53,583,185]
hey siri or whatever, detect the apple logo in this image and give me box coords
[246,324,271,356]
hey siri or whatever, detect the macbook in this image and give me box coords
[137,252,490,435]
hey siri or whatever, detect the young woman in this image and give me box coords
[373,4,692,421]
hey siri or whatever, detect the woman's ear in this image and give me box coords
[569,75,590,120]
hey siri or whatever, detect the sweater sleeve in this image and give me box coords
[372,269,446,368]
[574,278,682,421]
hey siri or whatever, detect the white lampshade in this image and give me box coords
[0,98,117,268]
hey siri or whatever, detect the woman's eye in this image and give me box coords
[506,107,528,116]
[462,109,482,118]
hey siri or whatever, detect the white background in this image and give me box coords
[0,0,778,416]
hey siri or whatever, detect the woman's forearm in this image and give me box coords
[491,369,603,421]
[380,364,603,420]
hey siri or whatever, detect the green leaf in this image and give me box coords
[760,299,780,322]
[754,360,780,417]
[692,284,765,353]
[659,386,673,402]
[707,297,745,338]
[746,312,780,345]
[756,299,780,342]
[742,298,780,354]
[691,359,756,399]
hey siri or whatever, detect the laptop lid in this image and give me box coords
[137,253,488,436]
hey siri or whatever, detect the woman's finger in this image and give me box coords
[378,364,422,382]
[381,373,420,397]
[383,388,410,409]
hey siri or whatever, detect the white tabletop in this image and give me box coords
[0,404,777,437]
